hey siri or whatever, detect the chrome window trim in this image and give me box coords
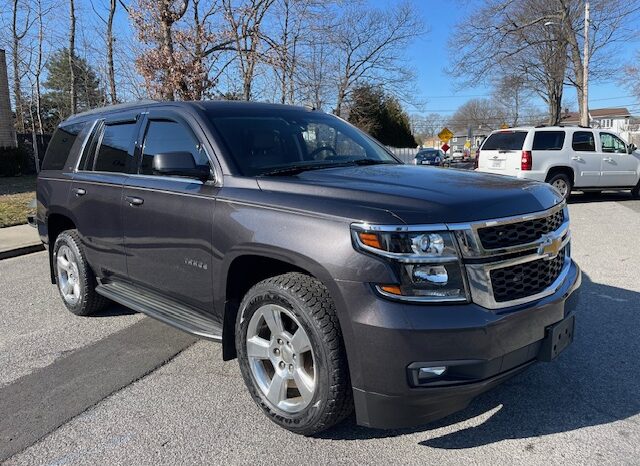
[73,119,100,172]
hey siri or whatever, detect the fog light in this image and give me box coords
[412,265,448,285]
[409,365,448,386]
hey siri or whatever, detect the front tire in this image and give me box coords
[236,272,353,435]
[53,230,108,316]
[547,173,573,200]
[632,181,640,199]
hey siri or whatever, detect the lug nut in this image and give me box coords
[279,361,285,369]
[292,354,296,360]
[277,339,283,345]
[289,364,293,371]
[273,348,280,355]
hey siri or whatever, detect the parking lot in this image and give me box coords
[1,193,639,465]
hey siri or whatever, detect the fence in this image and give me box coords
[386,147,419,164]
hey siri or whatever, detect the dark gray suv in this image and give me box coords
[36,101,581,435]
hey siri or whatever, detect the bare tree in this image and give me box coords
[222,0,275,101]
[11,0,32,133]
[446,99,509,132]
[69,0,77,113]
[107,0,117,103]
[493,75,532,127]
[329,1,423,117]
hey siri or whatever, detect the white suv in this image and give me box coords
[476,126,640,199]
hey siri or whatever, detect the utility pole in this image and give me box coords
[581,0,590,127]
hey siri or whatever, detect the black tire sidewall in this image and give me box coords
[53,231,93,316]
[236,285,333,434]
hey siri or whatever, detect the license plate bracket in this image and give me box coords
[490,160,504,169]
[538,315,575,362]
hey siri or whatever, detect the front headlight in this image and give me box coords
[351,225,468,302]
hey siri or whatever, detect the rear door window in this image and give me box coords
[532,131,565,150]
[41,122,86,170]
[481,131,527,150]
[572,131,595,152]
[93,121,138,173]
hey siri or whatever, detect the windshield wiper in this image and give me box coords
[260,159,397,177]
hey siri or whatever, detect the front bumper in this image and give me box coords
[337,260,581,429]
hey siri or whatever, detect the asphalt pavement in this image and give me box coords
[1,194,639,465]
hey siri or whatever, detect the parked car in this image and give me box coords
[414,149,446,166]
[451,151,465,162]
[36,101,581,435]
[476,126,640,199]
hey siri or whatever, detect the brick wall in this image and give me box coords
[0,49,17,148]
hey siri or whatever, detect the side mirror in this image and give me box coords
[629,143,637,154]
[152,152,210,181]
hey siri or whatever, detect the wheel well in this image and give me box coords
[546,166,574,185]
[222,255,308,361]
[47,214,76,283]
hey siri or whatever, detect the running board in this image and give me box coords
[96,281,222,341]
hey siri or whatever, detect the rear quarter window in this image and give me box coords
[532,131,565,150]
[41,122,87,171]
[481,131,527,151]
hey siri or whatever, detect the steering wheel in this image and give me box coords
[309,146,338,159]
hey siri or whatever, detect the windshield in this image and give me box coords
[482,131,527,151]
[208,110,399,176]
[417,151,438,160]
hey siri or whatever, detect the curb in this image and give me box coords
[0,244,45,260]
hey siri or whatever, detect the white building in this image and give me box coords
[561,107,637,143]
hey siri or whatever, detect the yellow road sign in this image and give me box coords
[438,127,453,142]
[464,140,471,149]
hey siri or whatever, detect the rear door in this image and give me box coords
[69,112,140,280]
[122,108,219,313]
[597,132,638,187]
[478,130,528,174]
[570,130,601,188]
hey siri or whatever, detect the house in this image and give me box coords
[450,129,488,153]
[560,107,632,134]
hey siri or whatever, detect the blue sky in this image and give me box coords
[379,0,640,116]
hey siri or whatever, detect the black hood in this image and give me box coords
[256,164,563,224]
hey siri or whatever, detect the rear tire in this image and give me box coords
[53,230,109,316]
[547,173,572,200]
[236,272,353,435]
[632,182,640,199]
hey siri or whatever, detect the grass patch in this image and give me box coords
[0,176,36,228]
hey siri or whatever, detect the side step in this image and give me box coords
[96,281,223,341]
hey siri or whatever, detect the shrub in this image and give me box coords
[0,146,32,177]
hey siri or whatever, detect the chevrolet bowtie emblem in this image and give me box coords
[537,234,562,260]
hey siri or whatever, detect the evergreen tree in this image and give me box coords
[347,84,416,148]
[43,48,104,123]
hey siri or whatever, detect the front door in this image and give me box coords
[598,132,638,187]
[122,109,218,312]
[570,130,601,188]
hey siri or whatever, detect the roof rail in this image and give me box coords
[69,99,160,119]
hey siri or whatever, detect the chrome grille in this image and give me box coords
[490,248,566,303]
[477,209,565,250]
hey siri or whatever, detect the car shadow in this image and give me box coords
[91,303,138,317]
[568,191,638,204]
[319,273,640,446]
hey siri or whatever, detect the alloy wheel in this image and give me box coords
[56,245,81,305]
[246,303,316,413]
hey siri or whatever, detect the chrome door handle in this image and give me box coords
[603,157,614,163]
[73,187,86,196]
[125,196,144,206]
[571,156,582,161]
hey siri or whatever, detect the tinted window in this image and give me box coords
[572,131,595,152]
[532,131,565,150]
[140,120,209,175]
[600,133,627,154]
[93,122,137,173]
[209,111,396,176]
[41,122,86,170]
[481,131,527,150]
